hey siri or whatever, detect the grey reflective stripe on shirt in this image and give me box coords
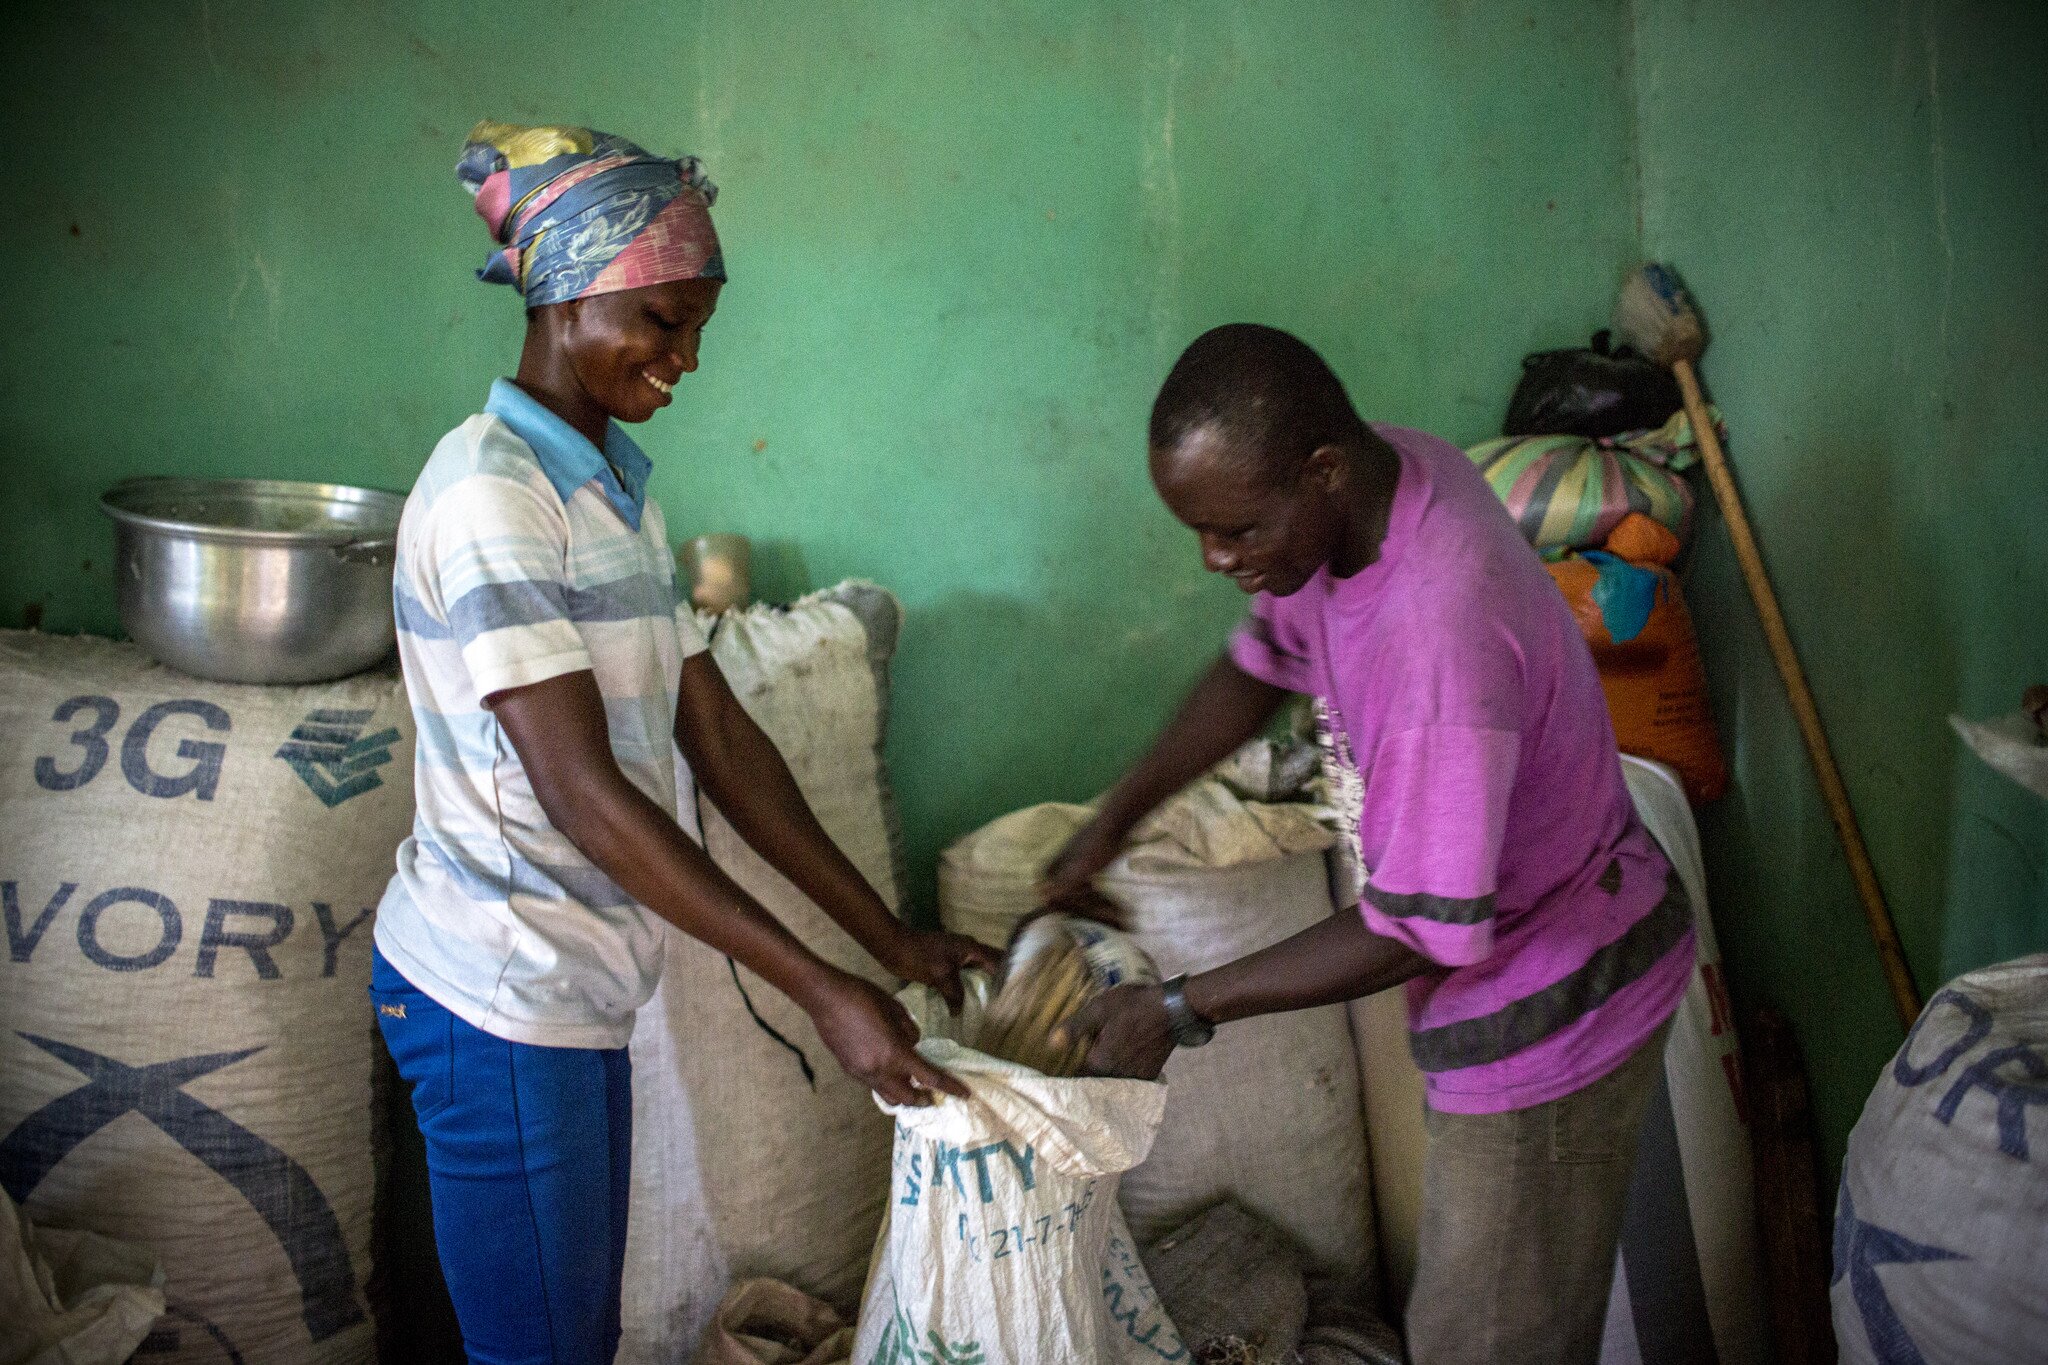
[416,833,637,910]
[1408,869,1692,1073]
[445,570,673,642]
[446,578,571,640]
[1363,885,1497,926]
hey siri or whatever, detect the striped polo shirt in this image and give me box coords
[374,379,707,1050]
[1229,425,1693,1114]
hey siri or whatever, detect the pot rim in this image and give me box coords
[100,476,405,549]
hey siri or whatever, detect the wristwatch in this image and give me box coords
[1159,974,1216,1048]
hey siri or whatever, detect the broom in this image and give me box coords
[1612,263,1922,1030]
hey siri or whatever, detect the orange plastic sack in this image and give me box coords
[1547,553,1729,803]
[1601,510,1682,567]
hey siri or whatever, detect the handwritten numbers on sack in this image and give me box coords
[947,1180,1096,1266]
[33,696,231,800]
[989,1215,1056,1261]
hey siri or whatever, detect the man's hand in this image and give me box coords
[805,972,969,1107]
[878,927,1002,1013]
[1063,982,1177,1081]
[1037,823,1131,925]
[1039,653,1288,917]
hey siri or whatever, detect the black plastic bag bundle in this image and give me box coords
[1503,329,1681,438]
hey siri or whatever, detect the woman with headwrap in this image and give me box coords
[369,122,996,1363]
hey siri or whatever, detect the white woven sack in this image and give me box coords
[1350,755,1769,1365]
[0,631,410,1363]
[1349,987,1424,1312]
[620,584,907,1362]
[1833,954,2048,1365]
[1598,755,1768,1364]
[853,981,1183,1364]
[939,780,1378,1280]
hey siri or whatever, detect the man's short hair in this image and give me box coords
[1150,324,1364,483]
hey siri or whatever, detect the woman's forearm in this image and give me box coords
[493,670,845,1009]
[678,655,901,958]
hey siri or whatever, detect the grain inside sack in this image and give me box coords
[971,913,1158,1077]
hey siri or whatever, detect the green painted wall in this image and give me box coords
[1631,0,2048,1181]
[11,0,2035,1198]
[0,1,1641,917]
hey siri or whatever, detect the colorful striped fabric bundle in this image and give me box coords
[1466,407,1718,556]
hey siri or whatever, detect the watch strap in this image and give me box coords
[1160,973,1215,1047]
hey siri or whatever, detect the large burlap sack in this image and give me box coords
[693,1279,851,1365]
[1349,755,1768,1364]
[940,779,1378,1280]
[1347,988,1424,1318]
[0,631,410,1363]
[853,982,1182,1364]
[1141,1201,1309,1362]
[1832,955,2048,1365]
[621,584,909,1362]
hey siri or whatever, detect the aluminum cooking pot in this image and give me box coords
[100,477,405,684]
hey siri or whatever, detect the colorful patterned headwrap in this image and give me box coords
[457,121,726,307]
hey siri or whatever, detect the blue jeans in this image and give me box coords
[372,949,632,1365]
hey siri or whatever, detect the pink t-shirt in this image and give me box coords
[1230,425,1693,1113]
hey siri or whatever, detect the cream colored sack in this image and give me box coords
[0,1185,164,1365]
[853,982,1184,1364]
[623,585,909,1361]
[940,780,1376,1279]
[693,1278,852,1365]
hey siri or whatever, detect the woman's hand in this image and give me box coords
[1062,982,1177,1081]
[803,971,968,1107]
[879,927,1002,1013]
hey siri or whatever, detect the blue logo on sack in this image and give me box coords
[0,1034,366,1343]
[275,710,399,807]
[1832,1184,1965,1365]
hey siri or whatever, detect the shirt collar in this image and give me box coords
[484,378,652,530]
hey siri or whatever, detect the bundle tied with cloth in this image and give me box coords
[458,120,725,306]
[1468,395,1730,803]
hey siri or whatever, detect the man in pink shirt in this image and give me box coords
[1052,324,1693,1365]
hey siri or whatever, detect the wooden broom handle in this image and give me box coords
[1673,359,1922,1029]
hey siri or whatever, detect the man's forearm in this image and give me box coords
[1183,905,1431,1025]
[1095,651,1289,834]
